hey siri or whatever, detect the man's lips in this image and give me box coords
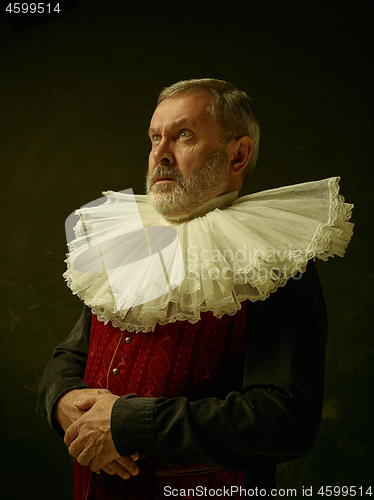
[154,178,176,184]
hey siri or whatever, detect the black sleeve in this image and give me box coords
[111,261,327,471]
[36,305,92,435]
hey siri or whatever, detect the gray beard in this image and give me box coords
[146,148,230,216]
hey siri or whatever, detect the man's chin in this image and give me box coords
[149,185,176,196]
[148,191,195,217]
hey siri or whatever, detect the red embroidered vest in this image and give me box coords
[74,305,248,499]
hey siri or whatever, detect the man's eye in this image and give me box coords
[180,130,192,139]
[152,135,161,143]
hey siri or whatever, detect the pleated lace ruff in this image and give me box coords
[64,177,353,333]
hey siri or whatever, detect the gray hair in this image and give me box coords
[157,78,260,181]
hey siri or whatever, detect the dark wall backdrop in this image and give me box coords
[0,0,372,498]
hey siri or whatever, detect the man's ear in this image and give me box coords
[228,136,252,176]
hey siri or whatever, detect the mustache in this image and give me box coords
[147,165,184,189]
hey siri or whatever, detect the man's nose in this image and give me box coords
[152,139,175,165]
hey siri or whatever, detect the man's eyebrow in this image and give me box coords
[148,119,193,137]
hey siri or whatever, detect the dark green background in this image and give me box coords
[1,0,372,498]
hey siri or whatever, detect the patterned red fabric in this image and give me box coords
[74,305,248,499]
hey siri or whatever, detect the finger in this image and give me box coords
[101,460,131,480]
[64,423,79,448]
[74,394,98,410]
[101,465,115,476]
[68,438,86,460]
[97,389,111,394]
[130,452,140,461]
[115,456,140,477]
[76,447,94,467]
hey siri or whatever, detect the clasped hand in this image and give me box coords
[58,390,140,480]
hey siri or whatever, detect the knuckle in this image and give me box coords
[90,462,100,472]
[64,431,71,443]
[77,454,86,466]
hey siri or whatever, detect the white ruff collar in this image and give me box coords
[64,177,353,333]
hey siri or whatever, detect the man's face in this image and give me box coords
[146,91,230,216]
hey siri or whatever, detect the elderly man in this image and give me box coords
[37,78,353,499]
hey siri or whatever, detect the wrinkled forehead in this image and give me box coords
[149,90,217,132]
[157,88,212,110]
